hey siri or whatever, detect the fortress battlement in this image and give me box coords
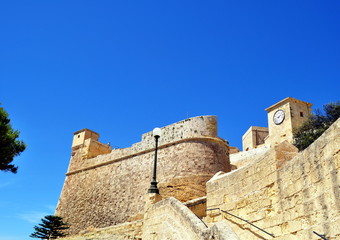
[57,115,230,235]
[67,115,224,175]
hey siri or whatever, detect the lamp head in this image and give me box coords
[153,127,162,138]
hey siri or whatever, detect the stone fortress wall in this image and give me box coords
[60,118,340,240]
[206,118,340,240]
[56,115,230,235]
[58,97,339,239]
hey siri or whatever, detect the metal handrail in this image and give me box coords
[207,208,275,238]
[313,231,328,240]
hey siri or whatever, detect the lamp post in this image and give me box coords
[148,127,162,194]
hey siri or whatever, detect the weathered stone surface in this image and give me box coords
[142,197,238,240]
[158,174,213,202]
[60,220,143,240]
[56,116,230,235]
[209,221,240,240]
[184,196,207,219]
[274,140,298,169]
[206,118,340,240]
[242,126,269,151]
[230,145,270,169]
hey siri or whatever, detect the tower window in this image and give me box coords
[300,112,304,117]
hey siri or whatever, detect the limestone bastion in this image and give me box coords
[56,97,340,239]
[55,115,231,235]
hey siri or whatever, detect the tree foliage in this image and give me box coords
[0,105,26,173]
[293,101,340,151]
[30,215,69,239]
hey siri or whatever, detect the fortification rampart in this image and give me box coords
[206,118,340,239]
[56,116,230,235]
[57,98,339,239]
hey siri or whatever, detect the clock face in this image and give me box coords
[273,110,285,125]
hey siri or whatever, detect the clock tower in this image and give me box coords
[265,97,313,146]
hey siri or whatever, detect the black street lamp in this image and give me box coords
[148,127,162,194]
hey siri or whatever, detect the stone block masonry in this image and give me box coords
[60,220,143,240]
[206,118,340,239]
[142,197,240,240]
[56,116,231,235]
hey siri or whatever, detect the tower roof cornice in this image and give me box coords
[265,97,313,112]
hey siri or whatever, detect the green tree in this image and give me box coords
[0,104,26,173]
[293,101,340,151]
[30,215,69,239]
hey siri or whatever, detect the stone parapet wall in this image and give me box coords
[141,115,218,147]
[84,139,112,159]
[230,145,269,169]
[67,115,220,174]
[184,196,207,219]
[109,115,218,163]
[206,118,340,239]
[56,116,230,235]
[142,197,239,240]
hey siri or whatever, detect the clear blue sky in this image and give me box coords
[0,1,339,239]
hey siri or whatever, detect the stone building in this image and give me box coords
[242,97,312,151]
[57,97,340,240]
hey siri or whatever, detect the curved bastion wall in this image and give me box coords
[55,116,231,235]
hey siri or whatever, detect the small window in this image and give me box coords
[78,135,80,138]
[300,112,304,117]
